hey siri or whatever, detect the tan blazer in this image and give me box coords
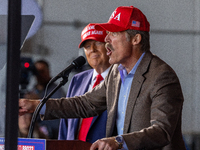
[45,51,186,150]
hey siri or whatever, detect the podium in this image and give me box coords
[0,138,92,150]
[46,140,92,150]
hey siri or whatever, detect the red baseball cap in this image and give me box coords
[79,23,107,48]
[95,6,150,32]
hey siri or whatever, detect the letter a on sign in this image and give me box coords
[114,13,121,21]
[109,11,116,19]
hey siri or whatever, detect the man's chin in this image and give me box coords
[109,58,115,65]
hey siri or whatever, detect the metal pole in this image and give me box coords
[5,0,21,149]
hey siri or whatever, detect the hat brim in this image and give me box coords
[95,23,127,32]
[79,37,105,48]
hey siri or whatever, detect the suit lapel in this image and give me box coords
[87,70,105,128]
[106,66,121,137]
[123,51,153,133]
[81,70,93,94]
[69,70,93,136]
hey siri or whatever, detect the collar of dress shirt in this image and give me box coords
[88,66,111,91]
[118,52,145,83]
[92,66,111,82]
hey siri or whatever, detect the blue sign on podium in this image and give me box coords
[0,137,46,150]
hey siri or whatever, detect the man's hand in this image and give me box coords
[90,137,119,150]
[19,99,40,116]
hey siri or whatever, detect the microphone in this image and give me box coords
[28,56,86,138]
[51,56,86,82]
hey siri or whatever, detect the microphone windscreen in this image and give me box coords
[73,56,86,68]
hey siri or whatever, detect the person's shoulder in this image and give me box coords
[69,69,93,85]
[151,53,174,72]
[145,52,179,80]
[71,69,93,81]
[105,64,119,78]
[74,69,93,77]
[142,51,173,70]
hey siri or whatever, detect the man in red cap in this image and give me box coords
[19,6,186,150]
[58,23,111,143]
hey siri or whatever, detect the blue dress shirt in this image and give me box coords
[117,53,145,149]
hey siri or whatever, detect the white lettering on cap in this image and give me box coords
[109,10,121,21]
[82,25,95,35]
[89,25,95,30]
[114,13,121,21]
[110,11,116,19]
[82,31,91,39]
[91,31,103,35]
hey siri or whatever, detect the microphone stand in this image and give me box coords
[27,76,68,138]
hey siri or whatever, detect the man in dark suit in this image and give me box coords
[58,23,111,143]
[19,6,186,150]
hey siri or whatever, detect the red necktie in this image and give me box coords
[78,74,103,141]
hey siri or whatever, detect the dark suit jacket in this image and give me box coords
[58,69,107,143]
[44,51,186,150]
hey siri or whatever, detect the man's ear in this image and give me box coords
[132,34,142,45]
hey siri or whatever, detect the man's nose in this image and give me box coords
[90,44,97,52]
[105,34,110,43]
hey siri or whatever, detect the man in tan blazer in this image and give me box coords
[19,6,186,150]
